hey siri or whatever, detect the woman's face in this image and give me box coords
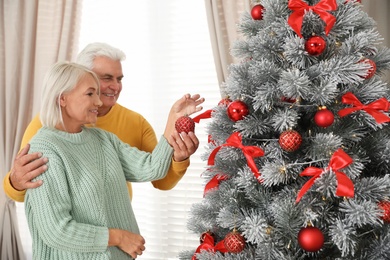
[59,74,102,133]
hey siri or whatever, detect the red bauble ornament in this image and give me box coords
[175,116,195,133]
[251,4,264,20]
[224,231,245,253]
[378,201,390,223]
[279,130,302,152]
[305,36,326,56]
[298,226,324,252]
[218,97,232,107]
[227,100,249,122]
[359,58,377,79]
[314,108,334,127]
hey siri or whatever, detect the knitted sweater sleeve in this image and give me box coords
[25,147,109,253]
[108,132,174,182]
[137,114,190,190]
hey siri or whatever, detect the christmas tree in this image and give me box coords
[180,0,390,259]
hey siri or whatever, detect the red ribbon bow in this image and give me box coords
[203,174,229,197]
[338,92,390,124]
[288,0,337,38]
[296,148,354,203]
[193,109,212,123]
[192,233,227,260]
[208,132,264,181]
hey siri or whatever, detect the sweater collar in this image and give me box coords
[41,126,92,144]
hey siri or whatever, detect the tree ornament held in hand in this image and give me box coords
[298,226,324,252]
[279,130,302,152]
[175,116,195,133]
[378,201,390,223]
[314,107,334,127]
[359,58,377,79]
[227,100,249,122]
[224,230,246,253]
[251,4,264,20]
[305,36,326,56]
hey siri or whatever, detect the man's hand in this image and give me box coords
[9,144,48,191]
[170,131,199,162]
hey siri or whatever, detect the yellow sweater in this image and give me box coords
[4,103,189,202]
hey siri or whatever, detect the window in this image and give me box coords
[79,0,220,259]
[16,1,220,259]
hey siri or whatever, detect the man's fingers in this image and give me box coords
[15,144,30,159]
[15,152,45,167]
[26,164,48,180]
[23,179,44,189]
[10,155,48,190]
[23,156,48,173]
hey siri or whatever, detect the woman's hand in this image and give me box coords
[169,131,199,162]
[164,94,204,141]
[108,229,145,258]
[170,93,204,117]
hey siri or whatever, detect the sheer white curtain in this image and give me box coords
[78,0,221,259]
[1,1,82,260]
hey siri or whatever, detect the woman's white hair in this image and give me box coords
[76,42,126,70]
[40,61,100,128]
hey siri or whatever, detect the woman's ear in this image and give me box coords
[59,94,67,107]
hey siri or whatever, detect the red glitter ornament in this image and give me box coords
[378,201,390,223]
[227,100,249,122]
[279,130,302,152]
[314,108,334,128]
[305,36,326,56]
[175,116,195,133]
[251,4,264,20]
[359,58,377,79]
[224,230,245,253]
[298,226,324,252]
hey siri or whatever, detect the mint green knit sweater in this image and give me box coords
[25,127,173,259]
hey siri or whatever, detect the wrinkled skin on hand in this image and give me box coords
[10,144,47,191]
[164,94,204,162]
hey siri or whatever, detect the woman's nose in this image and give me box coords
[96,96,103,107]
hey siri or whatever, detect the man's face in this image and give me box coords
[92,56,124,116]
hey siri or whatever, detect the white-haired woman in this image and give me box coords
[25,61,191,259]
